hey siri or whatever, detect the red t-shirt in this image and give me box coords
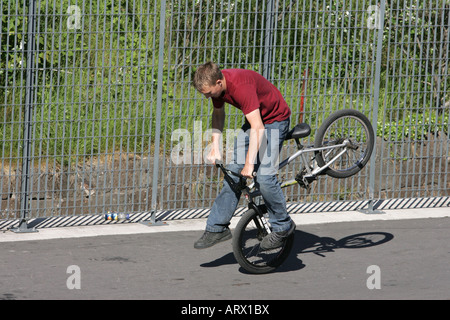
[212,69,291,124]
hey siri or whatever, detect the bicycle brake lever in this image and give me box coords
[215,161,250,193]
[215,160,256,179]
[215,160,223,168]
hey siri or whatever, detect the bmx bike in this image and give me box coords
[215,109,375,274]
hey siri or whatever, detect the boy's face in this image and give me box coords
[200,79,225,99]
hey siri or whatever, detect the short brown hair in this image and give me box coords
[192,61,223,91]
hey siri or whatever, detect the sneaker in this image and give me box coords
[260,221,296,251]
[194,228,232,249]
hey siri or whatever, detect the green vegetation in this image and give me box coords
[1,0,448,164]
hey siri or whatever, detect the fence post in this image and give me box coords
[262,0,275,80]
[360,0,386,215]
[11,0,38,233]
[141,0,167,227]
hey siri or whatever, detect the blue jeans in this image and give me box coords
[206,118,291,233]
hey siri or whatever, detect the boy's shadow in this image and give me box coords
[200,230,394,274]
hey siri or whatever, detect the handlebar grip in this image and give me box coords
[215,160,256,179]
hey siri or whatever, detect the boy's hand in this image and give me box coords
[206,145,221,165]
[241,163,255,179]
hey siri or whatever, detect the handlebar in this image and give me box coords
[215,160,250,194]
[215,160,244,177]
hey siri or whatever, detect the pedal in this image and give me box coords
[295,172,316,191]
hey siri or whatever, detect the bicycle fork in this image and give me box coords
[248,201,272,236]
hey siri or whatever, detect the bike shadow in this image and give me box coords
[200,230,394,274]
[276,230,394,273]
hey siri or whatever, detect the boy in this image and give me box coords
[192,62,295,250]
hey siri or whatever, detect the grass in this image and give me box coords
[1,1,448,166]
[1,72,448,169]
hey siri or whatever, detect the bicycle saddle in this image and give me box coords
[285,123,311,140]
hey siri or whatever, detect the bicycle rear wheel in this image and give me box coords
[314,109,374,178]
[232,209,294,274]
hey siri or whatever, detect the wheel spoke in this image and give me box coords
[233,209,294,273]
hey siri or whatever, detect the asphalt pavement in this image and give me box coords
[1,207,449,301]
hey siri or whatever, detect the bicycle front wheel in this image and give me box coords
[314,109,375,179]
[232,209,294,274]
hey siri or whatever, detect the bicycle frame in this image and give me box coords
[216,137,356,203]
[215,139,354,238]
[278,139,354,189]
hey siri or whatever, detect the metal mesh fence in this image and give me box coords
[1,0,449,230]
[1,0,163,224]
[162,0,381,210]
[379,1,449,200]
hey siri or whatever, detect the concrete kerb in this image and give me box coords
[0,207,448,243]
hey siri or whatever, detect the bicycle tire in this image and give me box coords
[337,232,394,249]
[232,209,294,274]
[314,109,375,179]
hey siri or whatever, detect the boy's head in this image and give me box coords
[192,61,225,98]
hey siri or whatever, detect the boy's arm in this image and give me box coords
[207,104,225,164]
[241,108,264,178]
